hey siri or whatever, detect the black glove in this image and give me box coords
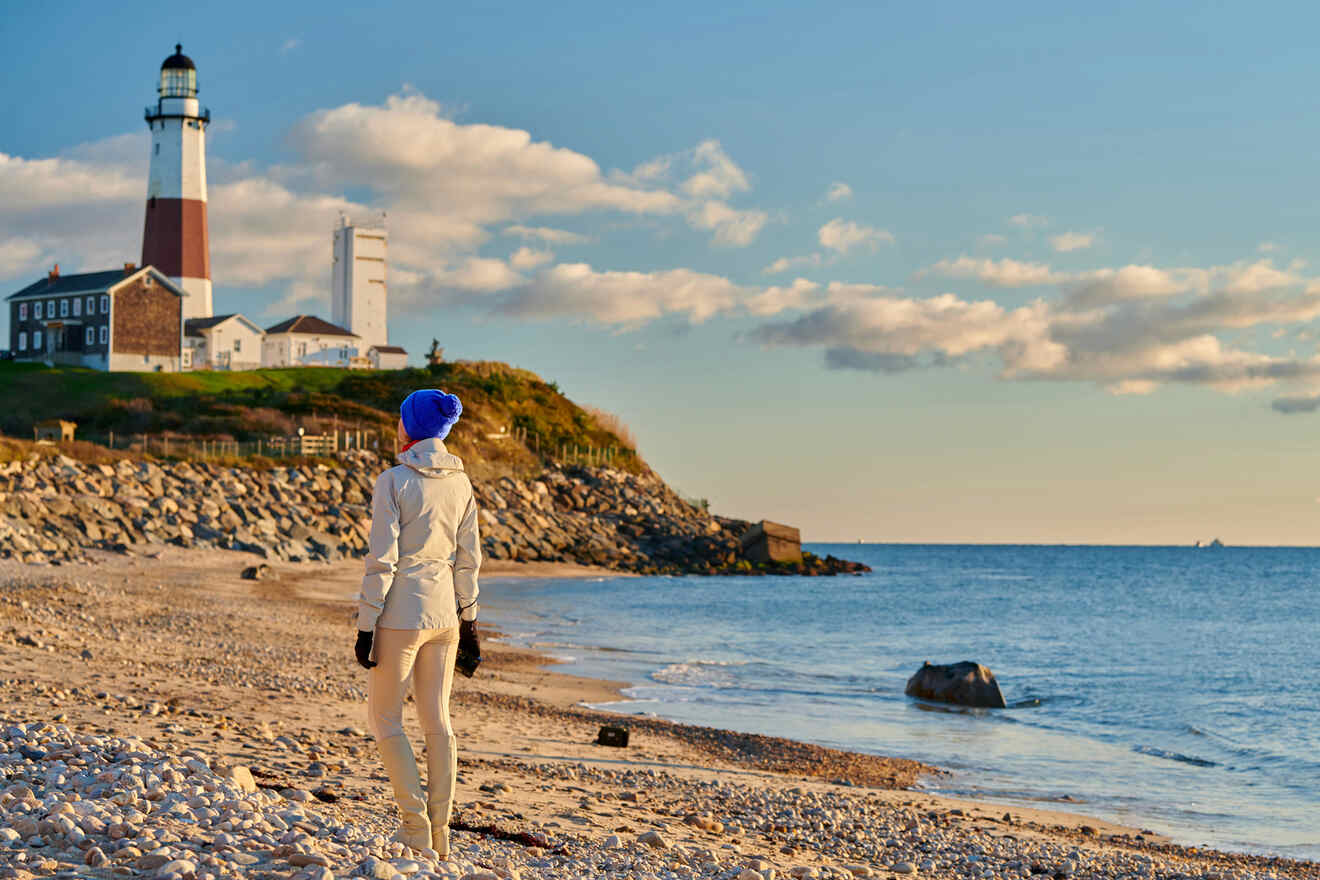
[355,630,377,669]
[456,619,481,677]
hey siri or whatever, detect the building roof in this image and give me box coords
[264,315,359,337]
[162,44,195,70]
[184,314,237,337]
[7,269,135,301]
[7,266,185,301]
[370,345,408,354]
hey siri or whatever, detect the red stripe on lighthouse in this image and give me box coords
[141,198,210,279]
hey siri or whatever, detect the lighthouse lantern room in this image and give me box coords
[142,44,212,321]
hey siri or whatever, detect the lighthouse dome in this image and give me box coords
[161,44,195,70]
[158,44,197,97]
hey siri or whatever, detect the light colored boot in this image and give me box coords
[425,734,457,858]
[376,735,432,852]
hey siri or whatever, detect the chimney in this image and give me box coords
[48,263,59,281]
[123,262,136,275]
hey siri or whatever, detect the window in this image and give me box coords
[154,143,160,155]
[17,303,26,320]
[99,326,108,344]
[86,296,94,314]
[233,339,241,353]
[60,299,69,317]
[33,302,42,319]
[72,298,80,317]
[298,342,307,357]
[47,300,54,316]
[100,295,109,313]
[85,327,94,346]
[33,330,42,350]
[17,332,26,351]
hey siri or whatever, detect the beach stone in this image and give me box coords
[0,829,18,845]
[361,857,395,879]
[637,830,670,850]
[738,870,765,880]
[156,859,196,877]
[289,852,331,867]
[892,862,916,875]
[904,661,1007,709]
[84,847,109,867]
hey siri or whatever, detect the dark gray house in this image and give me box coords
[6,264,185,371]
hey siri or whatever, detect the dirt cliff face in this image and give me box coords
[0,449,866,576]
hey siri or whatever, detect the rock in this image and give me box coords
[904,661,1007,708]
[892,862,916,875]
[84,847,109,867]
[637,830,670,850]
[218,764,258,794]
[156,859,196,877]
[240,564,270,580]
[288,852,330,867]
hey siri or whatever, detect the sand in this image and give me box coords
[1,546,1315,880]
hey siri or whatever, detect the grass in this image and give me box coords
[0,360,641,479]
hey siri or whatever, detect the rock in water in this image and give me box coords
[905,661,1007,708]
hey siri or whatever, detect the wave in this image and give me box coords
[650,659,747,688]
[1133,745,1219,767]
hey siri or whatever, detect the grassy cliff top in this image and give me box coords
[0,361,638,479]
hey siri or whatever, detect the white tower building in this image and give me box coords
[142,44,212,321]
[331,215,388,349]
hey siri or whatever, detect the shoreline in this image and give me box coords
[1,547,1316,880]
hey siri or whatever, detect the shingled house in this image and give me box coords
[6,265,185,371]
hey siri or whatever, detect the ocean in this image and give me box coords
[480,544,1320,860]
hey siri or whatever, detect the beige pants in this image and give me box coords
[367,626,458,741]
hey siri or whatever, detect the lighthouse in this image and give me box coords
[142,44,212,320]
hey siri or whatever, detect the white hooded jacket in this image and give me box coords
[356,437,481,631]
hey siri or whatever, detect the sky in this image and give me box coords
[5,1,1320,544]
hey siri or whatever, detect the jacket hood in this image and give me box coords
[398,437,465,476]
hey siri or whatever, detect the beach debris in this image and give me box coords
[905,661,1008,709]
[596,724,630,747]
[241,563,270,580]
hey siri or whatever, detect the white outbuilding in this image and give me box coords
[262,314,362,368]
[368,344,409,370]
[184,313,264,370]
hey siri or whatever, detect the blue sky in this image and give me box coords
[6,1,1320,543]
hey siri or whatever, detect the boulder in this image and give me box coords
[905,661,1007,708]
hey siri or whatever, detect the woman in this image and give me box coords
[353,389,482,858]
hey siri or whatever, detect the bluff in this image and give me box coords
[0,449,867,576]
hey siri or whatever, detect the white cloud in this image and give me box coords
[280,38,302,54]
[1009,213,1049,229]
[763,253,823,275]
[824,181,853,202]
[818,218,894,255]
[978,233,1007,247]
[509,246,554,269]
[680,140,750,199]
[502,225,590,245]
[622,139,767,246]
[1258,241,1281,254]
[687,200,768,247]
[1050,231,1097,253]
[754,255,1320,402]
[745,278,823,317]
[290,90,681,228]
[499,262,746,326]
[923,256,1060,287]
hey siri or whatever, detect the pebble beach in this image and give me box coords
[2,548,1316,880]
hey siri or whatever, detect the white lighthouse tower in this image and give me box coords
[142,44,212,321]
[331,215,389,349]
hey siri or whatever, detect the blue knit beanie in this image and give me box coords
[400,389,462,441]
